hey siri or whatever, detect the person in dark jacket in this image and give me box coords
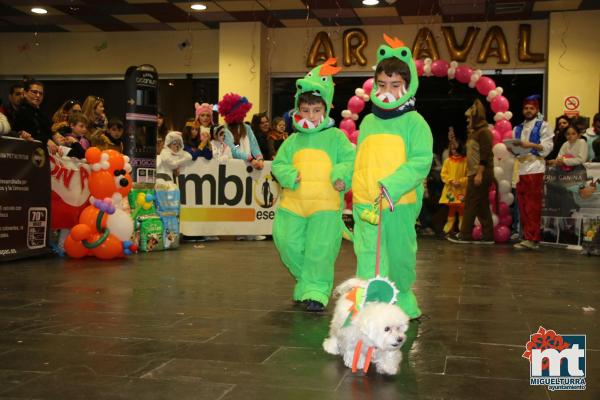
[448,99,495,244]
[251,112,272,160]
[12,80,59,154]
[1,83,24,127]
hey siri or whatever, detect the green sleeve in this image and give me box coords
[272,138,299,190]
[379,115,433,202]
[330,130,355,191]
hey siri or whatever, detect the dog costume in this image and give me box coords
[352,35,433,319]
[272,58,355,307]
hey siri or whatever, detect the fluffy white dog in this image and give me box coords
[323,278,409,375]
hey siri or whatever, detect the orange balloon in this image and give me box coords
[70,223,92,241]
[64,235,88,258]
[105,150,125,171]
[78,206,106,233]
[92,234,123,260]
[86,147,102,164]
[89,171,116,199]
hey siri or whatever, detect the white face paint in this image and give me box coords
[375,84,407,103]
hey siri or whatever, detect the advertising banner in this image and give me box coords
[0,137,51,261]
[179,159,280,235]
[541,163,600,252]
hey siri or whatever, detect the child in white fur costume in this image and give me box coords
[156,131,191,185]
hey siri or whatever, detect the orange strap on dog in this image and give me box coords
[351,340,374,373]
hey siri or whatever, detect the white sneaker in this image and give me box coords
[205,236,220,241]
[252,235,266,241]
[514,240,538,250]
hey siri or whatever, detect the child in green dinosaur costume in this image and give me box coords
[272,58,355,312]
[352,35,433,319]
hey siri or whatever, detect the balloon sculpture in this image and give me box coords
[65,148,137,259]
[413,57,516,243]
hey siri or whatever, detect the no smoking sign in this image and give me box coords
[564,96,580,111]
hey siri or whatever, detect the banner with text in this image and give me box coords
[541,163,600,252]
[179,159,280,235]
[50,155,90,229]
[0,137,51,261]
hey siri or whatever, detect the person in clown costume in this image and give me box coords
[272,58,355,312]
[352,35,433,320]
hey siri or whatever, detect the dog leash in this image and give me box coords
[351,186,394,374]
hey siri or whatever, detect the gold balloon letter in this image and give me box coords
[518,24,545,63]
[343,28,368,66]
[441,26,480,62]
[477,26,510,64]
[307,31,335,68]
[412,28,440,61]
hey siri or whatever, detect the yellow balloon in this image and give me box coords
[143,203,151,210]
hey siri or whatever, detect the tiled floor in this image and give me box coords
[0,238,597,399]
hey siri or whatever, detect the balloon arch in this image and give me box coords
[339,58,516,243]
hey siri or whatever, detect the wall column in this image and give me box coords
[218,22,269,120]
[547,10,600,124]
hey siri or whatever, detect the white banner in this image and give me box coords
[179,159,280,235]
[49,155,90,229]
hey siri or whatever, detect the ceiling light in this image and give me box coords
[31,7,48,14]
[190,4,207,11]
[362,0,380,5]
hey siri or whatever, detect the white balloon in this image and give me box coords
[468,81,477,88]
[494,166,504,178]
[492,214,499,227]
[106,209,134,242]
[494,112,504,122]
[475,217,481,226]
[423,65,432,73]
[362,94,370,102]
[355,88,365,97]
[496,86,503,95]
[505,111,513,120]
[351,113,359,121]
[424,57,432,65]
[450,61,459,68]
[492,143,509,158]
[498,179,511,194]
[341,110,352,118]
[500,192,514,206]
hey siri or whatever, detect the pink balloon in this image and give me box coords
[415,59,424,77]
[494,225,510,243]
[500,214,513,227]
[340,128,349,137]
[498,201,509,217]
[455,65,473,84]
[488,190,497,205]
[431,59,450,77]
[348,95,365,114]
[362,78,374,96]
[472,225,483,241]
[475,76,496,96]
[491,129,501,145]
[340,118,356,134]
[495,119,512,133]
[349,130,359,145]
[502,129,514,140]
[491,95,509,113]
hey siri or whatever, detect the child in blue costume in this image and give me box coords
[272,58,355,312]
[352,35,433,320]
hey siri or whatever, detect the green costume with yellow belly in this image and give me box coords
[352,35,433,319]
[272,59,355,306]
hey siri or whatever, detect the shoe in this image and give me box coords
[446,233,472,244]
[304,300,325,312]
[421,227,435,236]
[205,236,220,241]
[253,235,266,241]
[510,232,520,241]
[514,240,538,250]
[235,236,246,241]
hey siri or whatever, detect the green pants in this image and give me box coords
[353,203,422,319]
[273,208,343,306]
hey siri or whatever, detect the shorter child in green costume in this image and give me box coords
[272,58,355,312]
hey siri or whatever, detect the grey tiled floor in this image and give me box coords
[0,238,597,399]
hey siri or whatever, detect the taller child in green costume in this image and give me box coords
[272,58,355,312]
[352,35,433,319]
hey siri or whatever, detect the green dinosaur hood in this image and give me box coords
[292,58,341,134]
[370,34,419,111]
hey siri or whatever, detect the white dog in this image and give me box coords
[323,278,409,375]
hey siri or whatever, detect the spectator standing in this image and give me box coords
[584,113,599,161]
[13,80,58,154]
[82,95,108,130]
[251,112,272,161]
[2,83,24,126]
[546,115,570,161]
